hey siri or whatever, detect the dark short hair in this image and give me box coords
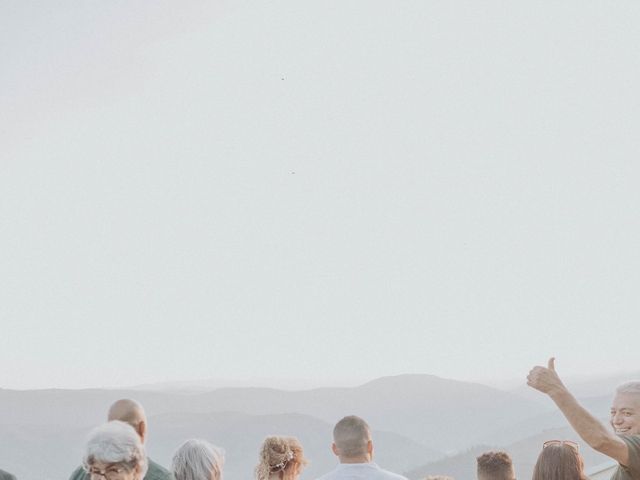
[476,451,514,480]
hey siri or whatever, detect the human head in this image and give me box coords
[82,420,148,480]
[476,451,514,480]
[331,415,373,463]
[532,443,586,480]
[255,436,307,480]
[610,382,640,436]
[108,399,148,444]
[172,439,225,480]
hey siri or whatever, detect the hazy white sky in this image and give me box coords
[2,0,640,390]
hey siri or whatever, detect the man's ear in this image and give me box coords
[367,440,373,455]
[331,443,339,457]
[137,461,147,480]
[138,420,147,443]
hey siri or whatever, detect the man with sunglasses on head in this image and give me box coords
[69,398,172,480]
[528,358,640,480]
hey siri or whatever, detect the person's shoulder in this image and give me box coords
[0,469,17,480]
[68,465,89,480]
[618,433,640,455]
[375,466,408,480]
[145,459,173,480]
[619,435,640,477]
[625,434,640,446]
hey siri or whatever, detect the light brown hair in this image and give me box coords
[532,444,587,480]
[476,451,514,480]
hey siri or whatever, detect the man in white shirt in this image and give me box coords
[316,415,409,480]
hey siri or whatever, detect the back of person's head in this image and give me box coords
[255,436,307,480]
[172,439,224,480]
[476,451,515,480]
[532,443,586,480]
[108,399,147,443]
[332,416,372,460]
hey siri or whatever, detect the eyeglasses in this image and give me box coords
[86,464,131,480]
[543,440,579,451]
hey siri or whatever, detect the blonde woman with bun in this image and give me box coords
[255,436,308,480]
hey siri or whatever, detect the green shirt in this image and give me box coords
[69,458,173,480]
[612,435,640,480]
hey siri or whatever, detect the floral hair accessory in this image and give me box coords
[270,450,294,472]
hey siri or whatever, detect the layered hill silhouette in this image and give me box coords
[0,374,553,480]
[0,374,550,451]
[0,373,628,480]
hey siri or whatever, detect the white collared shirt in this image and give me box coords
[316,462,409,480]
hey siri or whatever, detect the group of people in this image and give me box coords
[66,407,404,480]
[1,358,639,480]
[473,443,585,480]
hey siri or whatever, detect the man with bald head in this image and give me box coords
[69,398,172,480]
[316,415,408,480]
[528,358,640,480]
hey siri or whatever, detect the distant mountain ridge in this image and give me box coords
[0,372,630,480]
[0,374,550,451]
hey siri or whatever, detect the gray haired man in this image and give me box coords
[528,358,640,480]
[316,415,408,480]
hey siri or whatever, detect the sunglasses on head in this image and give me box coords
[543,440,579,451]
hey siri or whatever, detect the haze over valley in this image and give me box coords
[0,372,630,480]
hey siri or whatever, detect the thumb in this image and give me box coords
[548,357,556,371]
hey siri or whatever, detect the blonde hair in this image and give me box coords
[255,436,307,480]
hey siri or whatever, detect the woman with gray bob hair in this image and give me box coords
[172,439,225,480]
[83,420,148,480]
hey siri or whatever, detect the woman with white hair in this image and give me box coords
[172,439,225,480]
[82,420,148,480]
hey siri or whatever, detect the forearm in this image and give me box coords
[549,388,614,450]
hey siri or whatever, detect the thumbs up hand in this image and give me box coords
[527,357,566,396]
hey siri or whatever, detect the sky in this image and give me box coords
[2,0,640,390]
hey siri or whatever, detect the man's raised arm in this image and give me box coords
[527,357,629,465]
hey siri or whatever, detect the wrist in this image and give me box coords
[548,384,570,401]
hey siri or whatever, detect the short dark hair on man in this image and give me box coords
[476,451,514,480]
